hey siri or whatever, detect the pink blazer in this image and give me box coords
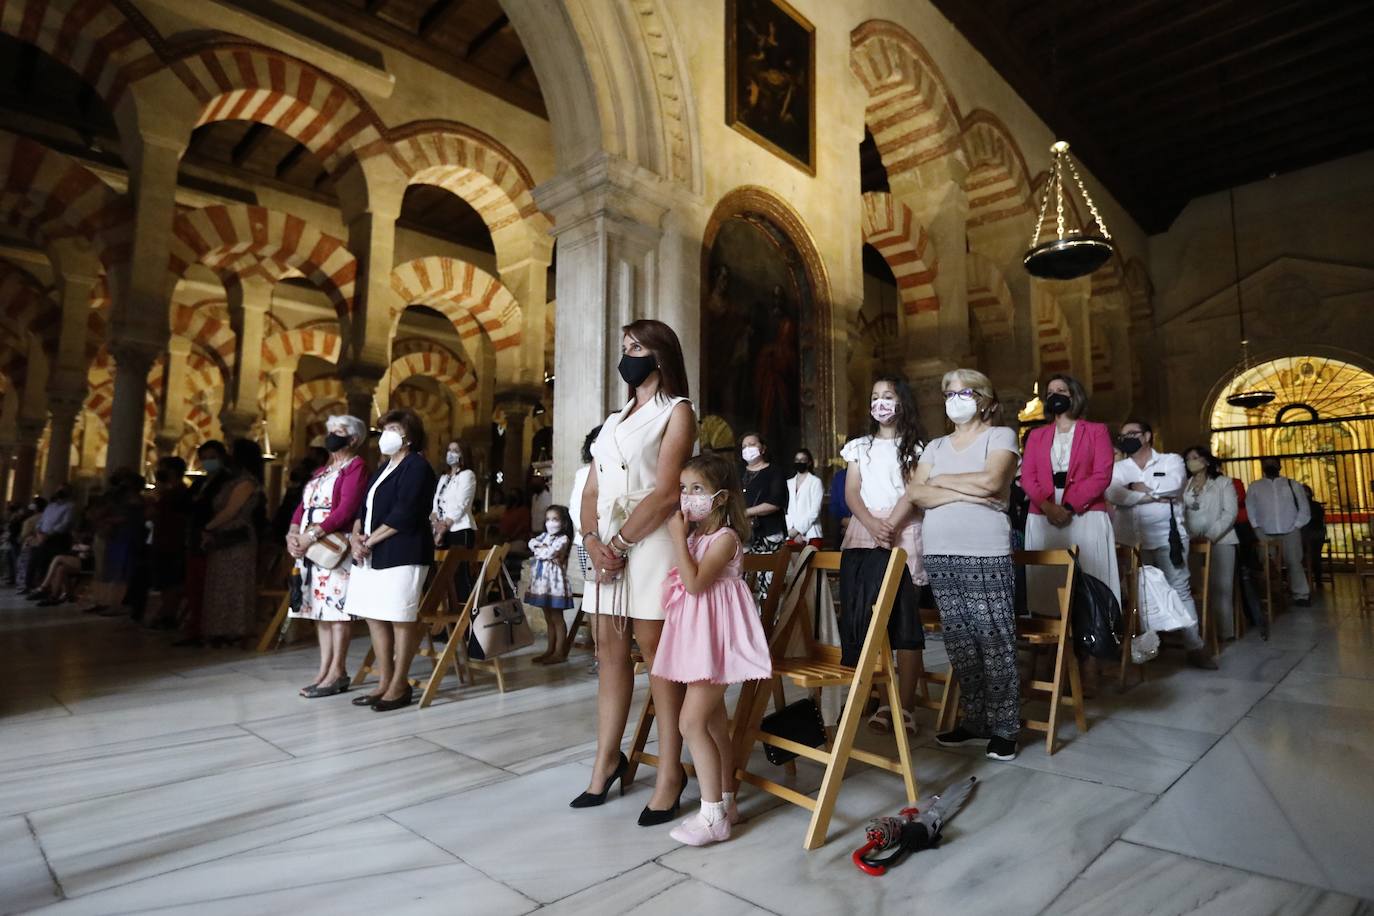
[1022,420,1113,516]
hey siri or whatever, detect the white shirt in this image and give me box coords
[432,468,477,532]
[785,472,824,540]
[1184,475,1239,546]
[1246,475,1310,536]
[840,436,916,512]
[1106,450,1187,549]
[568,464,591,546]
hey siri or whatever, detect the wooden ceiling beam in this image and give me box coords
[274,142,307,180]
[1067,0,1302,74]
[506,55,530,81]
[230,122,271,167]
[365,0,390,13]
[418,0,464,39]
[463,12,509,61]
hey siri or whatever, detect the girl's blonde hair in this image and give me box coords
[940,367,1002,423]
[681,452,750,542]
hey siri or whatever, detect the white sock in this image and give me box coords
[699,799,726,825]
[722,791,737,809]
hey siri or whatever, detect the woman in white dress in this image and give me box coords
[1182,445,1240,640]
[286,415,369,698]
[571,319,697,829]
[345,409,437,713]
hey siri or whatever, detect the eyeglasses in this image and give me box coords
[943,389,978,401]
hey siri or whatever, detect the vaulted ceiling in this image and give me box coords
[929,0,1374,232]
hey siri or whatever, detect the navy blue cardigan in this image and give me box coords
[357,452,437,570]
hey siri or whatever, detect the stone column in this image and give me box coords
[905,357,958,440]
[339,196,401,430]
[107,133,183,472]
[106,341,159,474]
[265,366,296,462]
[10,419,45,500]
[533,154,673,498]
[155,335,192,455]
[494,227,555,386]
[495,389,541,492]
[220,276,273,441]
[42,391,85,494]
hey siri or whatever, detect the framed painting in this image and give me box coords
[725,0,816,175]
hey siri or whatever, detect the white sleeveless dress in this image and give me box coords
[583,394,693,622]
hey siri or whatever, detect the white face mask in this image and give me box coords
[445,450,462,467]
[870,399,898,424]
[681,490,724,521]
[378,430,404,455]
[741,446,761,464]
[945,397,979,424]
[545,520,562,535]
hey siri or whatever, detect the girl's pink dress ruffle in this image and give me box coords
[651,528,773,684]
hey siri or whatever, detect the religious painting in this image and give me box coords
[701,215,816,461]
[726,0,815,175]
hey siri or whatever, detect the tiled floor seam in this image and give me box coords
[654,858,786,916]
[233,723,298,758]
[381,813,541,910]
[23,812,65,903]
[1110,836,1361,900]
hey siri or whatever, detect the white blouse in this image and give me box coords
[432,468,477,532]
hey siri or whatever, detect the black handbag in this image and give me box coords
[287,565,305,613]
[760,698,826,765]
[1071,570,1123,660]
[1167,502,1186,568]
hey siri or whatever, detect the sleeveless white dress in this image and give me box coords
[583,394,693,622]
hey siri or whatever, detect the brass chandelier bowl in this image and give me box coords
[1023,141,1114,281]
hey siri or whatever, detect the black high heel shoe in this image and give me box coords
[637,765,688,826]
[570,752,629,808]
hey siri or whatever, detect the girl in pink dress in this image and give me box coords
[653,452,772,846]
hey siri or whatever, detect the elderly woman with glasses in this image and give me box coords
[286,414,370,698]
[905,369,1022,762]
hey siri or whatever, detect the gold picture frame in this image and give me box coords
[725,0,816,176]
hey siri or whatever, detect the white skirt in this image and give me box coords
[344,562,426,622]
[582,524,674,622]
[1025,507,1120,614]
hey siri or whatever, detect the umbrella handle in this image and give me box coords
[852,840,887,876]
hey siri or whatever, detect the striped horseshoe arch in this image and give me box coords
[861,191,939,317]
[389,256,521,353]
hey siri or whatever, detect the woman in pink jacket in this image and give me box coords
[1022,374,1119,612]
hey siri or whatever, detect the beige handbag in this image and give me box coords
[468,565,534,660]
[305,531,349,570]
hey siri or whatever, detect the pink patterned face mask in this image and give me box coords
[870,399,898,424]
[680,490,724,522]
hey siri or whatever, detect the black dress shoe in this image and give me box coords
[372,686,413,712]
[570,752,629,808]
[352,693,382,707]
[637,766,687,826]
[302,676,350,698]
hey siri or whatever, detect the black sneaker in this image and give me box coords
[986,736,1018,761]
[936,727,983,747]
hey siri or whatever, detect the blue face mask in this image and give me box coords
[202,458,223,475]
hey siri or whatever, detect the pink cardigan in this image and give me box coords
[290,457,369,533]
[1022,420,1113,516]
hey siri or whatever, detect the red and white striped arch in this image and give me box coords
[961,112,1034,230]
[850,21,966,181]
[390,385,451,438]
[1036,297,1071,375]
[966,253,1014,339]
[861,191,938,316]
[1090,323,1114,395]
[260,322,342,371]
[0,0,162,117]
[389,256,521,352]
[293,377,346,412]
[170,300,238,369]
[382,344,478,412]
[0,259,58,348]
[0,132,130,266]
[168,205,356,317]
[391,122,550,236]
[170,42,389,174]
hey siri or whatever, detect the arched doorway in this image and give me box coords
[1209,354,1374,565]
[700,187,833,462]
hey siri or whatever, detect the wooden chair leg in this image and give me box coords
[255,597,290,653]
[625,695,657,786]
[352,647,377,687]
[803,640,888,850]
[492,657,507,693]
[420,626,463,708]
[1045,639,1067,755]
[1065,651,1088,736]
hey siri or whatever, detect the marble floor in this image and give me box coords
[2,582,1373,916]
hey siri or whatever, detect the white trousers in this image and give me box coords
[1139,546,1204,650]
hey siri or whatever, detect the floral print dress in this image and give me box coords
[289,462,353,622]
[524,532,573,610]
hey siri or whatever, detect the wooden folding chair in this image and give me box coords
[1354,539,1374,614]
[1260,538,1286,621]
[1189,539,1220,656]
[1117,545,1146,689]
[624,546,795,786]
[1014,549,1086,754]
[734,548,918,850]
[419,544,513,705]
[254,593,292,653]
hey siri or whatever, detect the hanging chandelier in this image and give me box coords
[1222,188,1275,410]
[1023,141,1114,281]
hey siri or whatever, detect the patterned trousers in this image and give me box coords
[925,553,1020,739]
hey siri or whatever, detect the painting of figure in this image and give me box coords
[726,0,815,174]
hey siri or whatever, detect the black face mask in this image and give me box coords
[1045,393,1072,416]
[1118,436,1143,456]
[618,353,658,387]
[324,433,350,453]
[794,462,811,475]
